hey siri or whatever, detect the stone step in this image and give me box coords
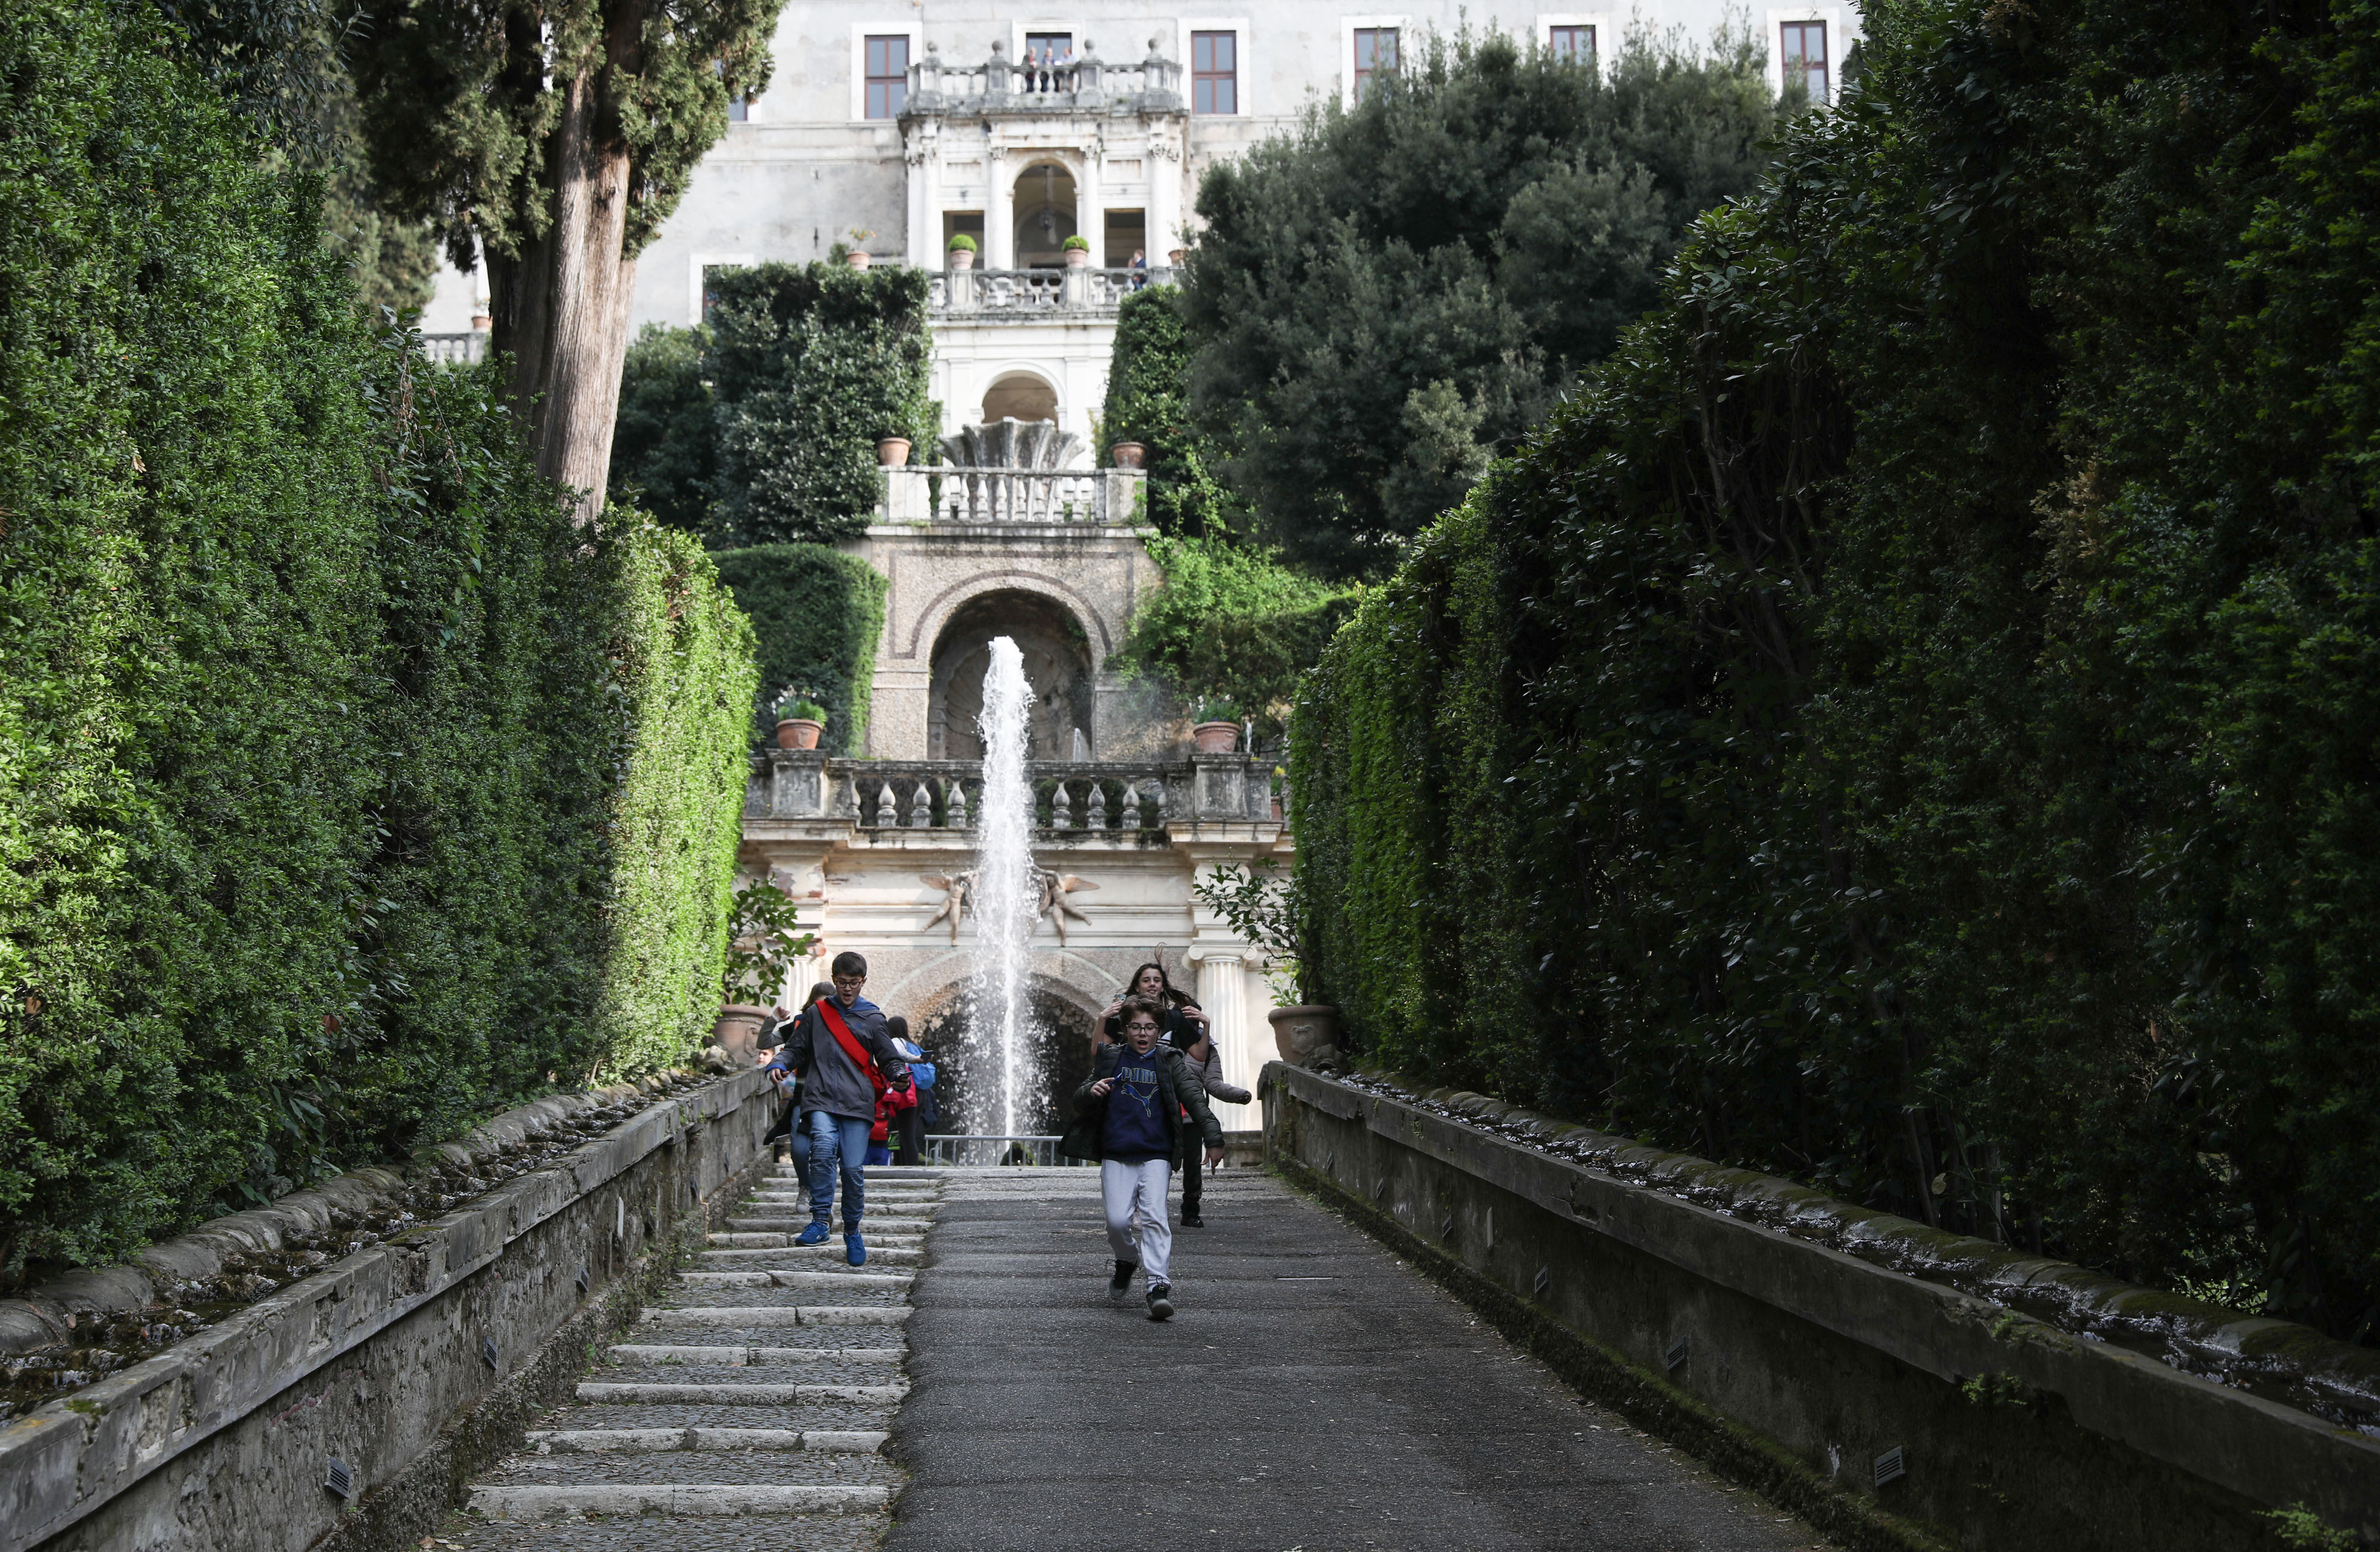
[728,1215,934,1232]
[637,1305,908,1327]
[677,1269,912,1291]
[707,1231,923,1249]
[466,1483,889,1520]
[743,1194,938,1210]
[696,1246,921,1267]
[528,1426,888,1453]
[772,1165,947,1181]
[575,1381,908,1405]
[606,1345,905,1367]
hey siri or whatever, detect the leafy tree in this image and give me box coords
[609,322,716,532]
[1114,534,1358,735]
[1184,26,1780,575]
[1099,286,1235,537]
[347,0,783,513]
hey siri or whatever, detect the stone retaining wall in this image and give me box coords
[1,1069,775,1552]
[1263,1061,2380,1552]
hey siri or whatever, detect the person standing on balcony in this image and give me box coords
[765,954,910,1266]
[1061,996,1224,1319]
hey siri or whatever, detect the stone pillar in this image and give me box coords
[1076,147,1104,268]
[1194,951,1248,1095]
[905,125,941,268]
[1149,127,1185,259]
[986,146,1015,271]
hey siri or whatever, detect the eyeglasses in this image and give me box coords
[1126,1022,1159,1033]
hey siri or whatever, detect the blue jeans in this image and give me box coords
[803,1110,872,1228]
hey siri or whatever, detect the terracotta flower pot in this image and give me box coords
[844,250,871,271]
[948,248,976,270]
[776,718,823,750]
[1063,247,1091,268]
[714,1004,769,1064]
[877,436,912,468]
[1111,441,1147,469]
[1268,1005,1340,1067]
[1191,720,1239,754]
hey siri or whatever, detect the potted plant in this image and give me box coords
[1110,441,1147,469]
[1061,234,1092,268]
[1189,697,1240,754]
[844,228,875,269]
[716,877,815,1062]
[775,694,828,749]
[947,233,978,271]
[877,435,913,468]
[1192,858,1341,1068]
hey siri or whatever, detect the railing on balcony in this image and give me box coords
[928,267,1170,315]
[876,465,1142,526]
[421,332,488,365]
[903,47,1184,115]
[745,754,1286,832]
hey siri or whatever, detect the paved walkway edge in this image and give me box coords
[1271,1154,1947,1552]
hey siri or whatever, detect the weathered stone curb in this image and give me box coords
[1,1068,772,1552]
[1266,1061,2380,1551]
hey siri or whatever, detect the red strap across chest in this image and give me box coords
[816,1000,884,1093]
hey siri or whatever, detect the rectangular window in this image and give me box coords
[1354,27,1398,102]
[1548,24,1594,64]
[1025,31,1074,66]
[1780,20,1827,102]
[1192,30,1238,114]
[726,93,750,121]
[865,35,909,119]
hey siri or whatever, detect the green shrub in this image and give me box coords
[1100,287,1237,538]
[706,263,935,547]
[712,544,888,755]
[609,323,719,535]
[1294,0,2380,1338]
[1115,534,1358,736]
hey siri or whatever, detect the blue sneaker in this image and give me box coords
[844,1231,866,1267]
[794,1222,831,1247]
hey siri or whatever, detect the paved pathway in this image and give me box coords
[435,1163,1829,1551]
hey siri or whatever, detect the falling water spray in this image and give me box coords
[968,638,1039,1135]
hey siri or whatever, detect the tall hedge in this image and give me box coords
[707,264,935,547]
[1098,286,1235,538]
[1294,0,2380,1341]
[712,544,888,755]
[0,0,753,1278]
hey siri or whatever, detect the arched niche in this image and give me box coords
[926,588,1095,761]
[1013,161,1078,268]
[979,371,1058,425]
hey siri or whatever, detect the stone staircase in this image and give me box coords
[433,1162,944,1548]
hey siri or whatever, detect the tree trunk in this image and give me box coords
[486,5,646,521]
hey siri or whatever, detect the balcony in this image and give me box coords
[900,45,1184,119]
[875,465,1144,526]
[928,266,1172,316]
[744,751,1287,842]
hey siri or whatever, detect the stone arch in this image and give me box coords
[902,570,1119,660]
[1012,159,1079,266]
[927,587,1094,760]
[979,369,1059,425]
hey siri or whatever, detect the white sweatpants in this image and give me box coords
[1101,1156,1174,1286]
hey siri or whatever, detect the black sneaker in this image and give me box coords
[1146,1283,1175,1321]
[1182,1209,1204,1227]
[1108,1261,1138,1303]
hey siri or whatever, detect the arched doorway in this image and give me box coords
[928,589,1094,760]
[1013,161,1078,268]
[979,371,1058,425]
[913,978,1098,1136]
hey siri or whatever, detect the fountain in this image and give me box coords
[966,637,1042,1134]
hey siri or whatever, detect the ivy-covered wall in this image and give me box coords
[711,544,887,755]
[1294,0,2380,1341]
[0,0,754,1280]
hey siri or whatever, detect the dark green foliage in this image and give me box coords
[0,0,753,1278]
[1099,287,1235,537]
[711,544,888,755]
[610,323,719,533]
[1185,27,1779,575]
[1115,535,1358,733]
[705,264,935,547]
[1295,0,2380,1341]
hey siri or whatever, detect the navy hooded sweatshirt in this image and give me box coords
[1098,1040,1173,1164]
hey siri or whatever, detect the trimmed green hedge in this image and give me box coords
[712,544,887,755]
[1295,0,2380,1340]
[1099,286,1235,538]
[0,0,753,1278]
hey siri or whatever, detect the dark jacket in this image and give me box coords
[1060,1040,1223,1162]
[771,995,911,1122]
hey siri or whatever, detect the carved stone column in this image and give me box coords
[986,144,1015,271]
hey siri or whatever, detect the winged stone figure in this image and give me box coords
[920,870,976,943]
[1034,868,1098,945]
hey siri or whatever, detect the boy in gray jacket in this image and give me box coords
[766,952,910,1266]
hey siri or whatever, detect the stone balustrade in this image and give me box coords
[902,47,1184,115]
[927,267,1172,315]
[420,331,488,364]
[876,463,1143,525]
[746,752,1283,836]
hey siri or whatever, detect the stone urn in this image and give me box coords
[714,1004,768,1064]
[844,249,872,271]
[1269,1005,1341,1067]
[948,247,976,271]
[776,718,823,750]
[876,435,912,468]
[1111,441,1147,469]
[1063,246,1092,268]
[1191,720,1239,754]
